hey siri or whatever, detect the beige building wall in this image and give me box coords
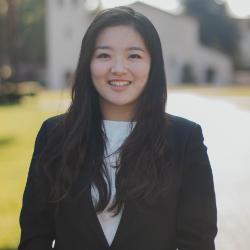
[46,0,98,89]
[130,2,233,85]
[46,0,233,88]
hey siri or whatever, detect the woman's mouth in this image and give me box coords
[108,80,132,91]
[108,80,132,87]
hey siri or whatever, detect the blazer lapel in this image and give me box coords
[79,188,139,249]
[79,186,110,248]
[109,200,139,249]
[73,178,139,249]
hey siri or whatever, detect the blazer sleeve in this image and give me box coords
[18,120,55,250]
[176,124,217,250]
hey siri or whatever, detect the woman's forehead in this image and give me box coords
[94,25,147,50]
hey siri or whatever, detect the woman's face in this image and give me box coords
[90,25,151,120]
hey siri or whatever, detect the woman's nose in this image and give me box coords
[110,58,128,75]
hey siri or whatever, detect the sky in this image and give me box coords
[101,0,250,19]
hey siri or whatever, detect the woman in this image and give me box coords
[18,6,217,250]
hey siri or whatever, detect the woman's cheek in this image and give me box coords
[91,60,109,77]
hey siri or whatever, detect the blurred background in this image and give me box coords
[0,0,249,249]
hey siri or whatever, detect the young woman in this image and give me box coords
[18,7,217,250]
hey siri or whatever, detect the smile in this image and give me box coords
[108,80,132,87]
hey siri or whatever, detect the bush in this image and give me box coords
[0,81,41,105]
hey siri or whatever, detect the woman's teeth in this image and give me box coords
[109,81,131,86]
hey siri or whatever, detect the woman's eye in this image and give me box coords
[129,54,141,59]
[97,53,110,59]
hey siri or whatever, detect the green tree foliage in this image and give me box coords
[0,0,45,82]
[17,0,46,63]
[179,0,239,58]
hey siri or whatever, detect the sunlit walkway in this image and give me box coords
[168,92,250,250]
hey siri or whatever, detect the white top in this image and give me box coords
[91,120,135,246]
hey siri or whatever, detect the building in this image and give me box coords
[46,0,233,89]
[233,18,250,85]
[46,0,99,89]
[235,18,250,69]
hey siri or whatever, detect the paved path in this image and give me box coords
[168,92,250,250]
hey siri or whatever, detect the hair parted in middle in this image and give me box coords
[40,6,173,215]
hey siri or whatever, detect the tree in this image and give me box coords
[179,0,239,59]
[0,0,45,82]
[17,0,46,64]
[0,0,18,81]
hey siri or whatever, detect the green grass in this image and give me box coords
[0,86,249,249]
[0,90,69,249]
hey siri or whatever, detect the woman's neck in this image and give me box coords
[100,101,136,121]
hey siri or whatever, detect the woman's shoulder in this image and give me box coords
[43,113,66,128]
[165,113,203,146]
[166,113,200,131]
[36,114,66,143]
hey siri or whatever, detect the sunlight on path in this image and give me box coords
[168,93,250,250]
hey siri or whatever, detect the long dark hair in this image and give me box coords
[40,6,172,215]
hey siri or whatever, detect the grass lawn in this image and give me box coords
[0,90,69,249]
[0,85,249,249]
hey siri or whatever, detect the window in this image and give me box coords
[65,71,75,87]
[205,67,216,83]
[181,63,196,84]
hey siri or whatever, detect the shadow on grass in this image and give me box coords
[0,248,17,250]
[0,137,15,147]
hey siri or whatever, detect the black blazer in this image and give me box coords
[18,114,217,250]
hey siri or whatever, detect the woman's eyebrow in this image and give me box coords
[95,46,112,50]
[128,46,145,52]
[95,46,145,52]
